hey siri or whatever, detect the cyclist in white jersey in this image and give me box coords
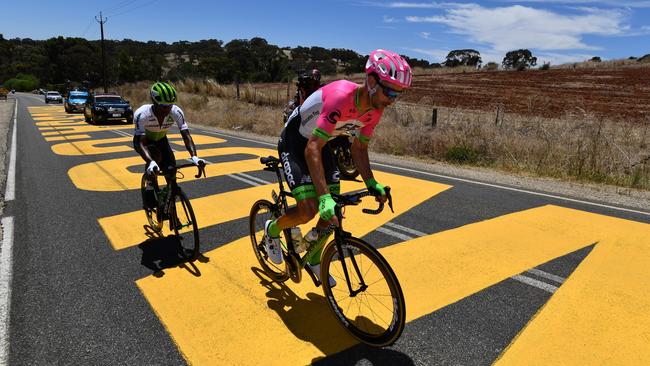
[133,82,205,208]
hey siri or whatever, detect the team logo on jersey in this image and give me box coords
[326,110,341,124]
[335,123,359,132]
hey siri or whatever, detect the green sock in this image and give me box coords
[268,219,281,238]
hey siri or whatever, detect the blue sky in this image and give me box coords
[2,0,649,65]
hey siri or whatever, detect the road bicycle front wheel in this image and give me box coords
[141,174,163,232]
[320,237,406,347]
[170,190,200,261]
[249,199,290,282]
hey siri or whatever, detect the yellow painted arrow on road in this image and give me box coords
[136,204,649,365]
[135,171,450,365]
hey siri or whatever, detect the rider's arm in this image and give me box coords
[171,106,198,157]
[350,138,373,181]
[305,135,329,197]
[180,129,198,157]
[133,108,154,163]
[133,135,154,164]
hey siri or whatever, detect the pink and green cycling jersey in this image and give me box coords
[288,80,383,143]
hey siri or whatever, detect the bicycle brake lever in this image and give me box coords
[195,162,206,178]
[385,187,394,213]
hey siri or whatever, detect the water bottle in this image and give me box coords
[303,228,319,251]
[290,227,305,253]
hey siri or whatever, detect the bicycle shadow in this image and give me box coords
[137,225,208,277]
[250,267,414,365]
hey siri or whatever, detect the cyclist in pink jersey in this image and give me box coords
[263,49,412,285]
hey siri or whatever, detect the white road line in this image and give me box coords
[0,216,15,365]
[4,101,17,202]
[198,130,650,217]
[511,274,558,294]
[384,222,427,237]
[376,227,414,241]
[526,268,566,284]
[234,172,271,185]
[228,174,261,187]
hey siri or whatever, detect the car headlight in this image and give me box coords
[95,106,105,111]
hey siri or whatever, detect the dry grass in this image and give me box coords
[118,79,650,190]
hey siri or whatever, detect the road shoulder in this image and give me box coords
[196,124,650,213]
[0,97,15,217]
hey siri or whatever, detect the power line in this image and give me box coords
[106,0,159,18]
[103,0,139,14]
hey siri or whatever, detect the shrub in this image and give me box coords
[445,146,480,164]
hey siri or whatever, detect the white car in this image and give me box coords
[45,91,63,104]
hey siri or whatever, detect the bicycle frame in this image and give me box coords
[148,162,205,226]
[261,156,391,291]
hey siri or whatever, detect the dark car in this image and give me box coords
[64,90,89,113]
[84,93,133,124]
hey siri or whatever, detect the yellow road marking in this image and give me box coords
[492,207,650,365]
[68,146,276,191]
[134,172,449,365]
[136,205,649,365]
[45,135,92,142]
[51,134,225,156]
[100,184,271,250]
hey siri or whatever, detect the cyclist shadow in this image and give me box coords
[250,267,414,365]
[137,225,207,277]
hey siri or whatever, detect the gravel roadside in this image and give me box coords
[0,97,15,217]
[196,124,650,213]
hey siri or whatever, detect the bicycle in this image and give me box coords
[140,161,206,261]
[249,156,406,347]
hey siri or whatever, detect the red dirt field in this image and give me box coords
[402,66,650,121]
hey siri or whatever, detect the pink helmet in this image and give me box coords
[365,49,412,89]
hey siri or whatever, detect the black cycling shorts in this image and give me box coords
[278,111,340,201]
[146,136,176,172]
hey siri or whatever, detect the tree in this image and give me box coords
[444,49,482,68]
[483,62,499,71]
[502,49,537,70]
[590,56,602,63]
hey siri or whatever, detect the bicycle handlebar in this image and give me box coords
[151,161,206,179]
[332,186,393,216]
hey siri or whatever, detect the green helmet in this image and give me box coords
[150,82,177,105]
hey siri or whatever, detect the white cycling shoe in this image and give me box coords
[264,220,284,265]
[308,263,337,288]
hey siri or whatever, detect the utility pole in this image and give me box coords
[95,12,108,93]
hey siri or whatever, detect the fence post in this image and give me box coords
[431,108,438,128]
[236,79,240,100]
[495,105,502,125]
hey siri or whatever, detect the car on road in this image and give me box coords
[45,91,63,103]
[64,90,89,113]
[84,93,133,124]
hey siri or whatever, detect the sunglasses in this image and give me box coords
[379,83,402,99]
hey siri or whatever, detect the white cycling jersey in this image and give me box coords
[134,104,188,141]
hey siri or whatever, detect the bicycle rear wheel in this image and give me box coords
[141,174,163,232]
[320,237,406,347]
[170,190,200,261]
[249,199,289,282]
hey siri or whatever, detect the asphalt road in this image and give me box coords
[2,93,649,365]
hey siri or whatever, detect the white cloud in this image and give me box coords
[404,47,450,61]
[406,4,628,51]
[420,31,432,39]
[360,1,457,8]
[384,15,397,23]
[500,0,650,8]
